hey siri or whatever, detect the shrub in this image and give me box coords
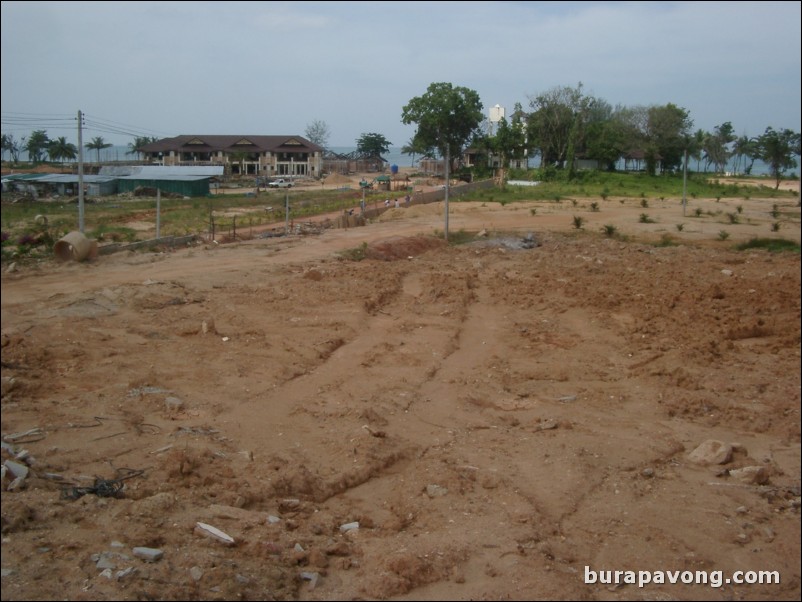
[572,215,585,229]
[736,237,799,252]
[601,224,617,237]
[718,230,730,241]
[590,202,600,212]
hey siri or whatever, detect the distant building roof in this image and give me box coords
[138,135,322,154]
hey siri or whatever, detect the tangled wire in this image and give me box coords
[60,468,144,501]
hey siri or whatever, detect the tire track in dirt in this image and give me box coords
[223,257,478,505]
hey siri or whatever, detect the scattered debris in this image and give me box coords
[60,468,144,500]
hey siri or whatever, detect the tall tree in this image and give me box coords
[703,122,736,173]
[304,119,331,149]
[48,136,78,169]
[401,82,483,172]
[25,130,50,163]
[584,105,629,172]
[355,133,392,158]
[735,135,760,175]
[757,127,801,189]
[85,136,112,164]
[401,136,428,167]
[689,129,706,172]
[1,133,21,162]
[526,83,588,169]
[402,82,483,240]
[127,136,156,160]
[645,103,693,174]
[491,115,527,171]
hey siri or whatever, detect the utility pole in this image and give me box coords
[156,188,161,239]
[444,145,450,241]
[682,149,688,217]
[77,110,85,232]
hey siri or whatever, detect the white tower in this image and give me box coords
[488,104,505,135]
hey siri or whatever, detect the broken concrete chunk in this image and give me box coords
[132,547,164,562]
[3,460,29,479]
[687,439,732,465]
[729,465,769,485]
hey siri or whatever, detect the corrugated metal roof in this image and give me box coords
[99,165,223,177]
[116,175,212,181]
[17,174,117,183]
[1,173,47,181]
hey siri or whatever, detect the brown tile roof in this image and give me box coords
[139,135,323,154]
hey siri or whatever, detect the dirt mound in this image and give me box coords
[364,235,447,260]
[324,172,352,185]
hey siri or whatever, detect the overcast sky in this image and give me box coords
[2,1,800,149]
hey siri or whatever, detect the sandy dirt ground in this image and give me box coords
[1,177,800,601]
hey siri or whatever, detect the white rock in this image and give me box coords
[195,522,235,546]
[339,521,359,533]
[687,440,732,465]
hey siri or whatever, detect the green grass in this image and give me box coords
[735,238,800,253]
[477,171,797,206]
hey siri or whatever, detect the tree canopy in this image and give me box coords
[757,127,801,189]
[48,136,78,167]
[24,130,50,163]
[305,119,331,149]
[401,82,484,169]
[85,136,112,164]
[356,133,392,158]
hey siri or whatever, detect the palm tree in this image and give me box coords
[1,133,10,161]
[127,136,156,161]
[48,137,78,171]
[401,137,427,167]
[733,135,759,175]
[25,130,50,163]
[86,136,112,164]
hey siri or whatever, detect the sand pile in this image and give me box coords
[324,172,352,184]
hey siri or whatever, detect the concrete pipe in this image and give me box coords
[54,231,98,262]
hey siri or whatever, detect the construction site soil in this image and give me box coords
[1,181,800,601]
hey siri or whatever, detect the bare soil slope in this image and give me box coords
[1,194,800,601]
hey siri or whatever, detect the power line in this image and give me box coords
[1,111,171,143]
